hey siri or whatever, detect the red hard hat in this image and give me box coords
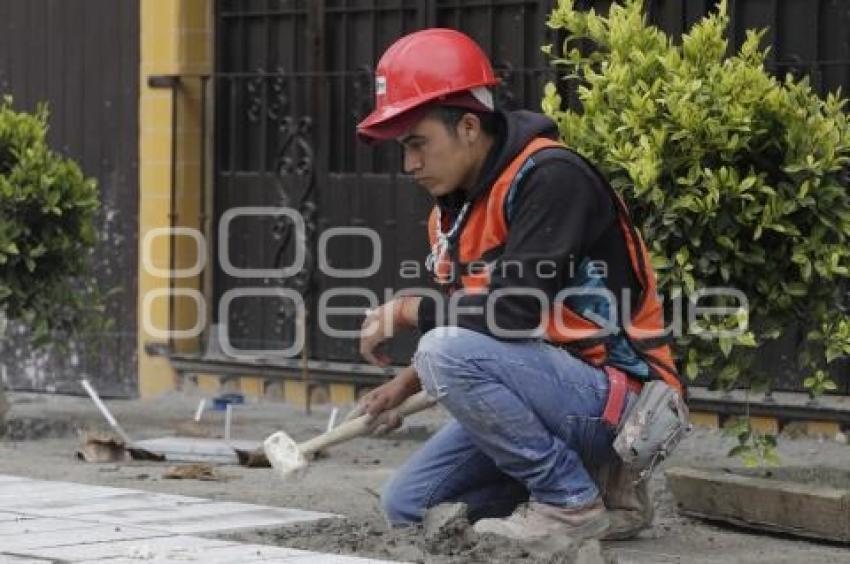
[357,28,499,143]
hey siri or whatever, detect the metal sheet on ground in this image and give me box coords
[131,437,263,463]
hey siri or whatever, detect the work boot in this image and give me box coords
[473,497,609,553]
[592,459,653,540]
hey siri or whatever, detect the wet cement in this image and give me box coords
[0,415,76,440]
[4,392,850,563]
[220,503,601,564]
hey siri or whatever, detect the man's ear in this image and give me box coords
[458,113,481,145]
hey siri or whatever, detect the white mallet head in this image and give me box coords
[263,431,308,479]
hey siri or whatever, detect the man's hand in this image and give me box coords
[346,365,421,434]
[360,296,420,367]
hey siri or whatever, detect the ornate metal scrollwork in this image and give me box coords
[245,69,266,123]
[237,65,318,350]
[228,306,251,347]
[269,82,317,346]
[268,65,290,123]
[246,65,291,125]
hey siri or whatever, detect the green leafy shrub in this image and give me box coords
[543,0,850,392]
[0,96,100,344]
[723,416,780,468]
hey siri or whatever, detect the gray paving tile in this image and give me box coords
[20,491,207,518]
[0,474,378,563]
[283,555,404,563]
[0,483,95,502]
[28,535,246,561]
[0,517,90,536]
[0,511,32,523]
[0,475,33,483]
[80,500,335,534]
[0,523,165,551]
[0,483,135,507]
[0,554,54,563]
[0,481,35,494]
[143,507,335,535]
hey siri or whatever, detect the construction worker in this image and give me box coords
[353,29,682,548]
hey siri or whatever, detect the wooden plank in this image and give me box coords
[666,466,850,543]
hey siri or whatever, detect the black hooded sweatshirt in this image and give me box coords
[416,109,641,337]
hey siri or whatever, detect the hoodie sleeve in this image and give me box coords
[417,150,616,337]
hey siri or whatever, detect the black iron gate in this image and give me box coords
[212,0,850,389]
[212,0,558,366]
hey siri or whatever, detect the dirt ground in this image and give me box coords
[1,389,850,563]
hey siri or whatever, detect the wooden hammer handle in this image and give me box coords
[298,390,436,456]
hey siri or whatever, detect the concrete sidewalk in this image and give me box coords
[0,474,396,563]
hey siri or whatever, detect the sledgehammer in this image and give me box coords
[263,390,436,479]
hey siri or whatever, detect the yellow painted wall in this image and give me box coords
[240,377,266,398]
[330,383,357,405]
[138,0,212,397]
[285,381,309,407]
[689,411,720,429]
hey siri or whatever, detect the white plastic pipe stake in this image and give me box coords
[194,399,206,422]
[224,403,233,441]
[80,379,133,445]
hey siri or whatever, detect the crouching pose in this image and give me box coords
[353,28,684,547]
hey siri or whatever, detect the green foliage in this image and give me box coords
[724,417,780,468]
[543,0,850,393]
[803,369,838,398]
[0,96,101,345]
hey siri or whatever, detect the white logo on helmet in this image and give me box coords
[471,87,495,111]
[375,76,387,96]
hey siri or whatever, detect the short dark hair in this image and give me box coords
[427,106,500,138]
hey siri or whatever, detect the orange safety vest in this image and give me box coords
[427,137,683,394]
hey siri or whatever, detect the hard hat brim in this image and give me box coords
[357,87,498,145]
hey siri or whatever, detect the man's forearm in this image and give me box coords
[395,296,422,329]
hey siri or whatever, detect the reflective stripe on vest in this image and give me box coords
[426,137,684,394]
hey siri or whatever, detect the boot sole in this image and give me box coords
[525,513,611,555]
[602,523,649,540]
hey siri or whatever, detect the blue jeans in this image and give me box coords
[381,327,627,525]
